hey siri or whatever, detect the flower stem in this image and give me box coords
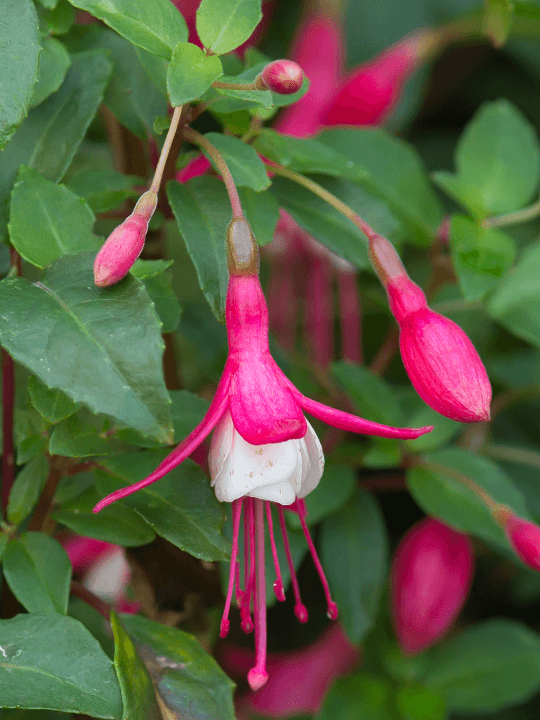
[150,105,184,194]
[212,80,262,91]
[184,127,244,218]
[482,196,540,229]
[421,460,498,512]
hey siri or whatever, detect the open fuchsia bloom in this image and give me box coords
[495,507,540,572]
[95,218,432,690]
[391,517,474,655]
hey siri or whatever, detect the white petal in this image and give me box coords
[209,410,234,486]
[297,420,325,498]
[248,481,296,504]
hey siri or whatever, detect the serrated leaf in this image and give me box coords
[30,37,71,109]
[0,0,41,149]
[3,533,71,614]
[0,612,122,717]
[29,375,82,424]
[0,253,173,444]
[9,167,101,267]
[67,169,138,214]
[66,0,188,58]
[201,133,270,191]
[167,42,223,106]
[7,455,50,526]
[96,451,231,561]
[196,0,262,54]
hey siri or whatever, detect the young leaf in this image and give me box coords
[96,452,231,561]
[120,614,236,720]
[201,133,270,191]
[320,488,389,644]
[0,252,173,444]
[433,101,540,219]
[66,0,188,58]
[30,37,71,109]
[7,455,50,526]
[9,167,101,267]
[29,375,81,424]
[0,612,122,717]
[110,612,161,720]
[0,0,41,149]
[196,0,262,55]
[3,533,71,614]
[167,42,223,106]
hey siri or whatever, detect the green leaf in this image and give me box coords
[143,271,182,334]
[67,169,137,214]
[37,0,76,35]
[404,405,461,453]
[135,46,168,96]
[3,533,71,614]
[7,455,50,526]
[396,686,447,720]
[170,390,210,440]
[210,79,273,111]
[449,215,516,302]
[53,486,155,547]
[489,239,540,347]
[484,0,514,47]
[0,0,41,149]
[9,167,101,267]
[0,253,173,444]
[130,259,174,280]
[332,361,404,427]
[320,488,388,644]
[319,128,443,244]
[15,408,49,464]
[120,614,236,720]
[0,536,8,563]
[167,41,223,106]
[66,0,188,58]
[407,448,531,550]
[196,0,262,55]
[0,50,112,241]
[433,101,540,219]
[318,674,399,720]
[0,612,122,717]
[167,177,230,321]
[201,133,270,191]
[30,37,71,109]
[28,375,81,425]
[49,414,116,457]
[238,186,279,246]
[423,619,540,712]
[286,464,356,530]
[110,612,161,720]
[96,451,231,561]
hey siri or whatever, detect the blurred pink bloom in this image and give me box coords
[496,509,540,571]
[391,518,474,655]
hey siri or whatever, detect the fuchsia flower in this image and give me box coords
[95,218,431,689]
[495,508,540,572]
[391,518,474,655]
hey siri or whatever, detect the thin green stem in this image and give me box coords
[483,197,540,229]
[150,105,183,194]
[421,459,499,513]
[213,79,263,92]
[483,444,540,469]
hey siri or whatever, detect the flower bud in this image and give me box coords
[260,60,304,95]
[226,217,259,276]
[391,518,474,655]
[93,190,157,287]
[495,507,540,571]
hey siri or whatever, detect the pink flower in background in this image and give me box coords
[495,508,540,572]
[391,518,474,655]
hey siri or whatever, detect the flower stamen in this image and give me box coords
[220,498,243,638]
[278,505,308,623]
[247,499,269,691]
[241,498,256,633]
[266,501,286,602]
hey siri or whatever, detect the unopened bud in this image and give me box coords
[226,218,259,276]
[259,60,304,95]
[495,507,540,572]
[94,190,157,287]
[391,518,474,655]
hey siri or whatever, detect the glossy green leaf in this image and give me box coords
[66,0,188,58]
[49,414,116,458]
[135,46,168,96]
[67,169,137,214]
[237,186,279,246]
[0,0,41,149]
[0,612,122,717]
[110,612,161,720]
[9,167,101,267]
[143,271,182,333]
[170,390,210,440]
[196,0,262,54]
[484,0,514,47]
[30,37,71,109]
[202,133,270,191]
[287,464,356,529]
[489,239,540,347]
[318,674,399,720]
[333,361,404,427]
[320,488,388,643]
[433,101,540,218]
[423,619,540,712]
[210,68,273,111]
[396,686,447,720]
[0,253,173,444]
[121,614,235,720]
[14,408,49,464]
[167,177,230,321]
[54,471,96,505]
[28,375,81,425]
[450,215,516,302]
[96,451,230,561]
[7,455,50,526]
[407,448,530,550]
[0,50,112,241]
[167,42,223,106]
[53,486,155,547]
[3,533,71,614]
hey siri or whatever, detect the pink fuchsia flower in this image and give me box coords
[95,218,431,689]
[495,507,540,572]
[391,517,474,655]
[93,190,157,287]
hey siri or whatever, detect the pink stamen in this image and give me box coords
[241,498,255,633]
[220,498,243,638]
[278,505,308,623]
[234,557,244,609]
[265,501,286,601]
[247,499,269,692]
[297,504,338,620]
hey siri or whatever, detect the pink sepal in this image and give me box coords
[175,154,211,183]
[94,213,150,287]
[503,514,540,572]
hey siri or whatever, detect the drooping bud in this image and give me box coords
[369,234,492,423]
[391,518,474,655]
[93,190,157,287]
[495,507,540,571]
[259,60,304,95]
[226,217,259,276]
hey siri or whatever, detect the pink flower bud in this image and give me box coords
[496,508,540,571]
[260,60,304,95]
[93,190,157,287]
[391,518,474,655]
